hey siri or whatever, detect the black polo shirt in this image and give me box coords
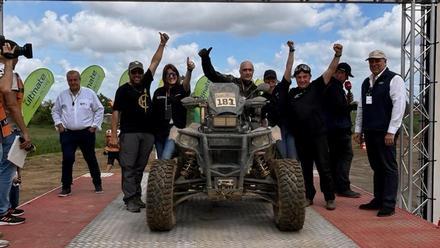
[287,76,327,137]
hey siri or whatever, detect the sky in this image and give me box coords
[2,1,403,101]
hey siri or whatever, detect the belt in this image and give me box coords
[65,127,91,132]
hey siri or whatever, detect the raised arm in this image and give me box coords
[198,47,232,83]
[182,57,195,93]
[148,32,169,75]
[322,43,343,85]
[283,41,295,82]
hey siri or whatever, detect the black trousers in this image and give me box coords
[60,129,102,189]
[364,130,398,209]
[327,128,354,193]
[295,134,335,201]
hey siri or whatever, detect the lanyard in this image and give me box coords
[70,89,81,106]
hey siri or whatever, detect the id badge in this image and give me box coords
[366,96,373,105]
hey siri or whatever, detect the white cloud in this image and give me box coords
[3,2,404,103]
[227,56,237,67]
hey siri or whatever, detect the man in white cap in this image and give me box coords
[110,32,169,213]
[354,50,406,217]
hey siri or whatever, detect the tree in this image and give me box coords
[29,100,55,125]
[98,93,113,114]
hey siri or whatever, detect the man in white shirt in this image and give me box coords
[354,50,406,217]
[52,70,104,197]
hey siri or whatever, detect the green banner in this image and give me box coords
[80,65,105,93]
[22,68,55,126]
[255,78,264,85]
[193,76,211,99]
[119,69,129,86]
[190,76,211,123]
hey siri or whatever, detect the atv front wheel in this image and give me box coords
[272,159,306,231]
[146,159,176,231]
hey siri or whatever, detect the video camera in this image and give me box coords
[0,35,33,59]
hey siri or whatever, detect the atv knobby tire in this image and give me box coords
[146,159,177,231]
[272,159,306,231]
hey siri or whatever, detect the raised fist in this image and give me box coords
[187,57,195,71]
[159,32,169,46]
[333,43,343,56]
[198,47,212,58]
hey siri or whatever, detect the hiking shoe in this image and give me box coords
[337,190,361,198]
[126,200,141,213]
[0,239,9,248]
[58,188,71,197]
[95,185,104,194]
[135,197,146,208]
[9,208,24,217]
[325,200,336,210]
[0,212,25,225]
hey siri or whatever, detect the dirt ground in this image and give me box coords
[18,143,373,205]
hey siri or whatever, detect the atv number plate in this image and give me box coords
[215,93,236,107]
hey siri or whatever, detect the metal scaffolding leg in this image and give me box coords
[399,0,437,222]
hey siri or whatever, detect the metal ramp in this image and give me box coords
[68,174,357,248]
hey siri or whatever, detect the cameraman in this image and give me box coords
[0,41,31,225]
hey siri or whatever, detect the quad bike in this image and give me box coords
[146,82,305,231]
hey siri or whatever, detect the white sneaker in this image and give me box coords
[0,239,9,248]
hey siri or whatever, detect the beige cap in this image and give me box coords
[128,61,143,71]
[366,50,387,60]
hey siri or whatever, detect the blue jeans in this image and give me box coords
[155,135,175,160]
[0,133,17,215]
[277,124,298,159]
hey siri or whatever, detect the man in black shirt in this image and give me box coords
[323,63,361,198]
[287,44,343,210]
[110,32,169,213]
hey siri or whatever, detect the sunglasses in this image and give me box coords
[167,72,177,78]
[294,64,311,75]
[130,69,144,75]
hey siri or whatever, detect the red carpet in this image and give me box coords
[0,173,121,248]
[312,184,440,248]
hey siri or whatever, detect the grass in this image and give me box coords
[28,123,110,157]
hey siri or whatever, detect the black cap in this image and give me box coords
[337,62,354,77]
[263,69,277,80]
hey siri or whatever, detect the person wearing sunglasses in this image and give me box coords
[286,44,343,211]
[110,32,169,213]
[198,47,257,99]
[152,57,195,160]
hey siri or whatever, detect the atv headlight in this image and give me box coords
[213,115,237,127]
[179,134,199,147]
[251,134,270,148]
